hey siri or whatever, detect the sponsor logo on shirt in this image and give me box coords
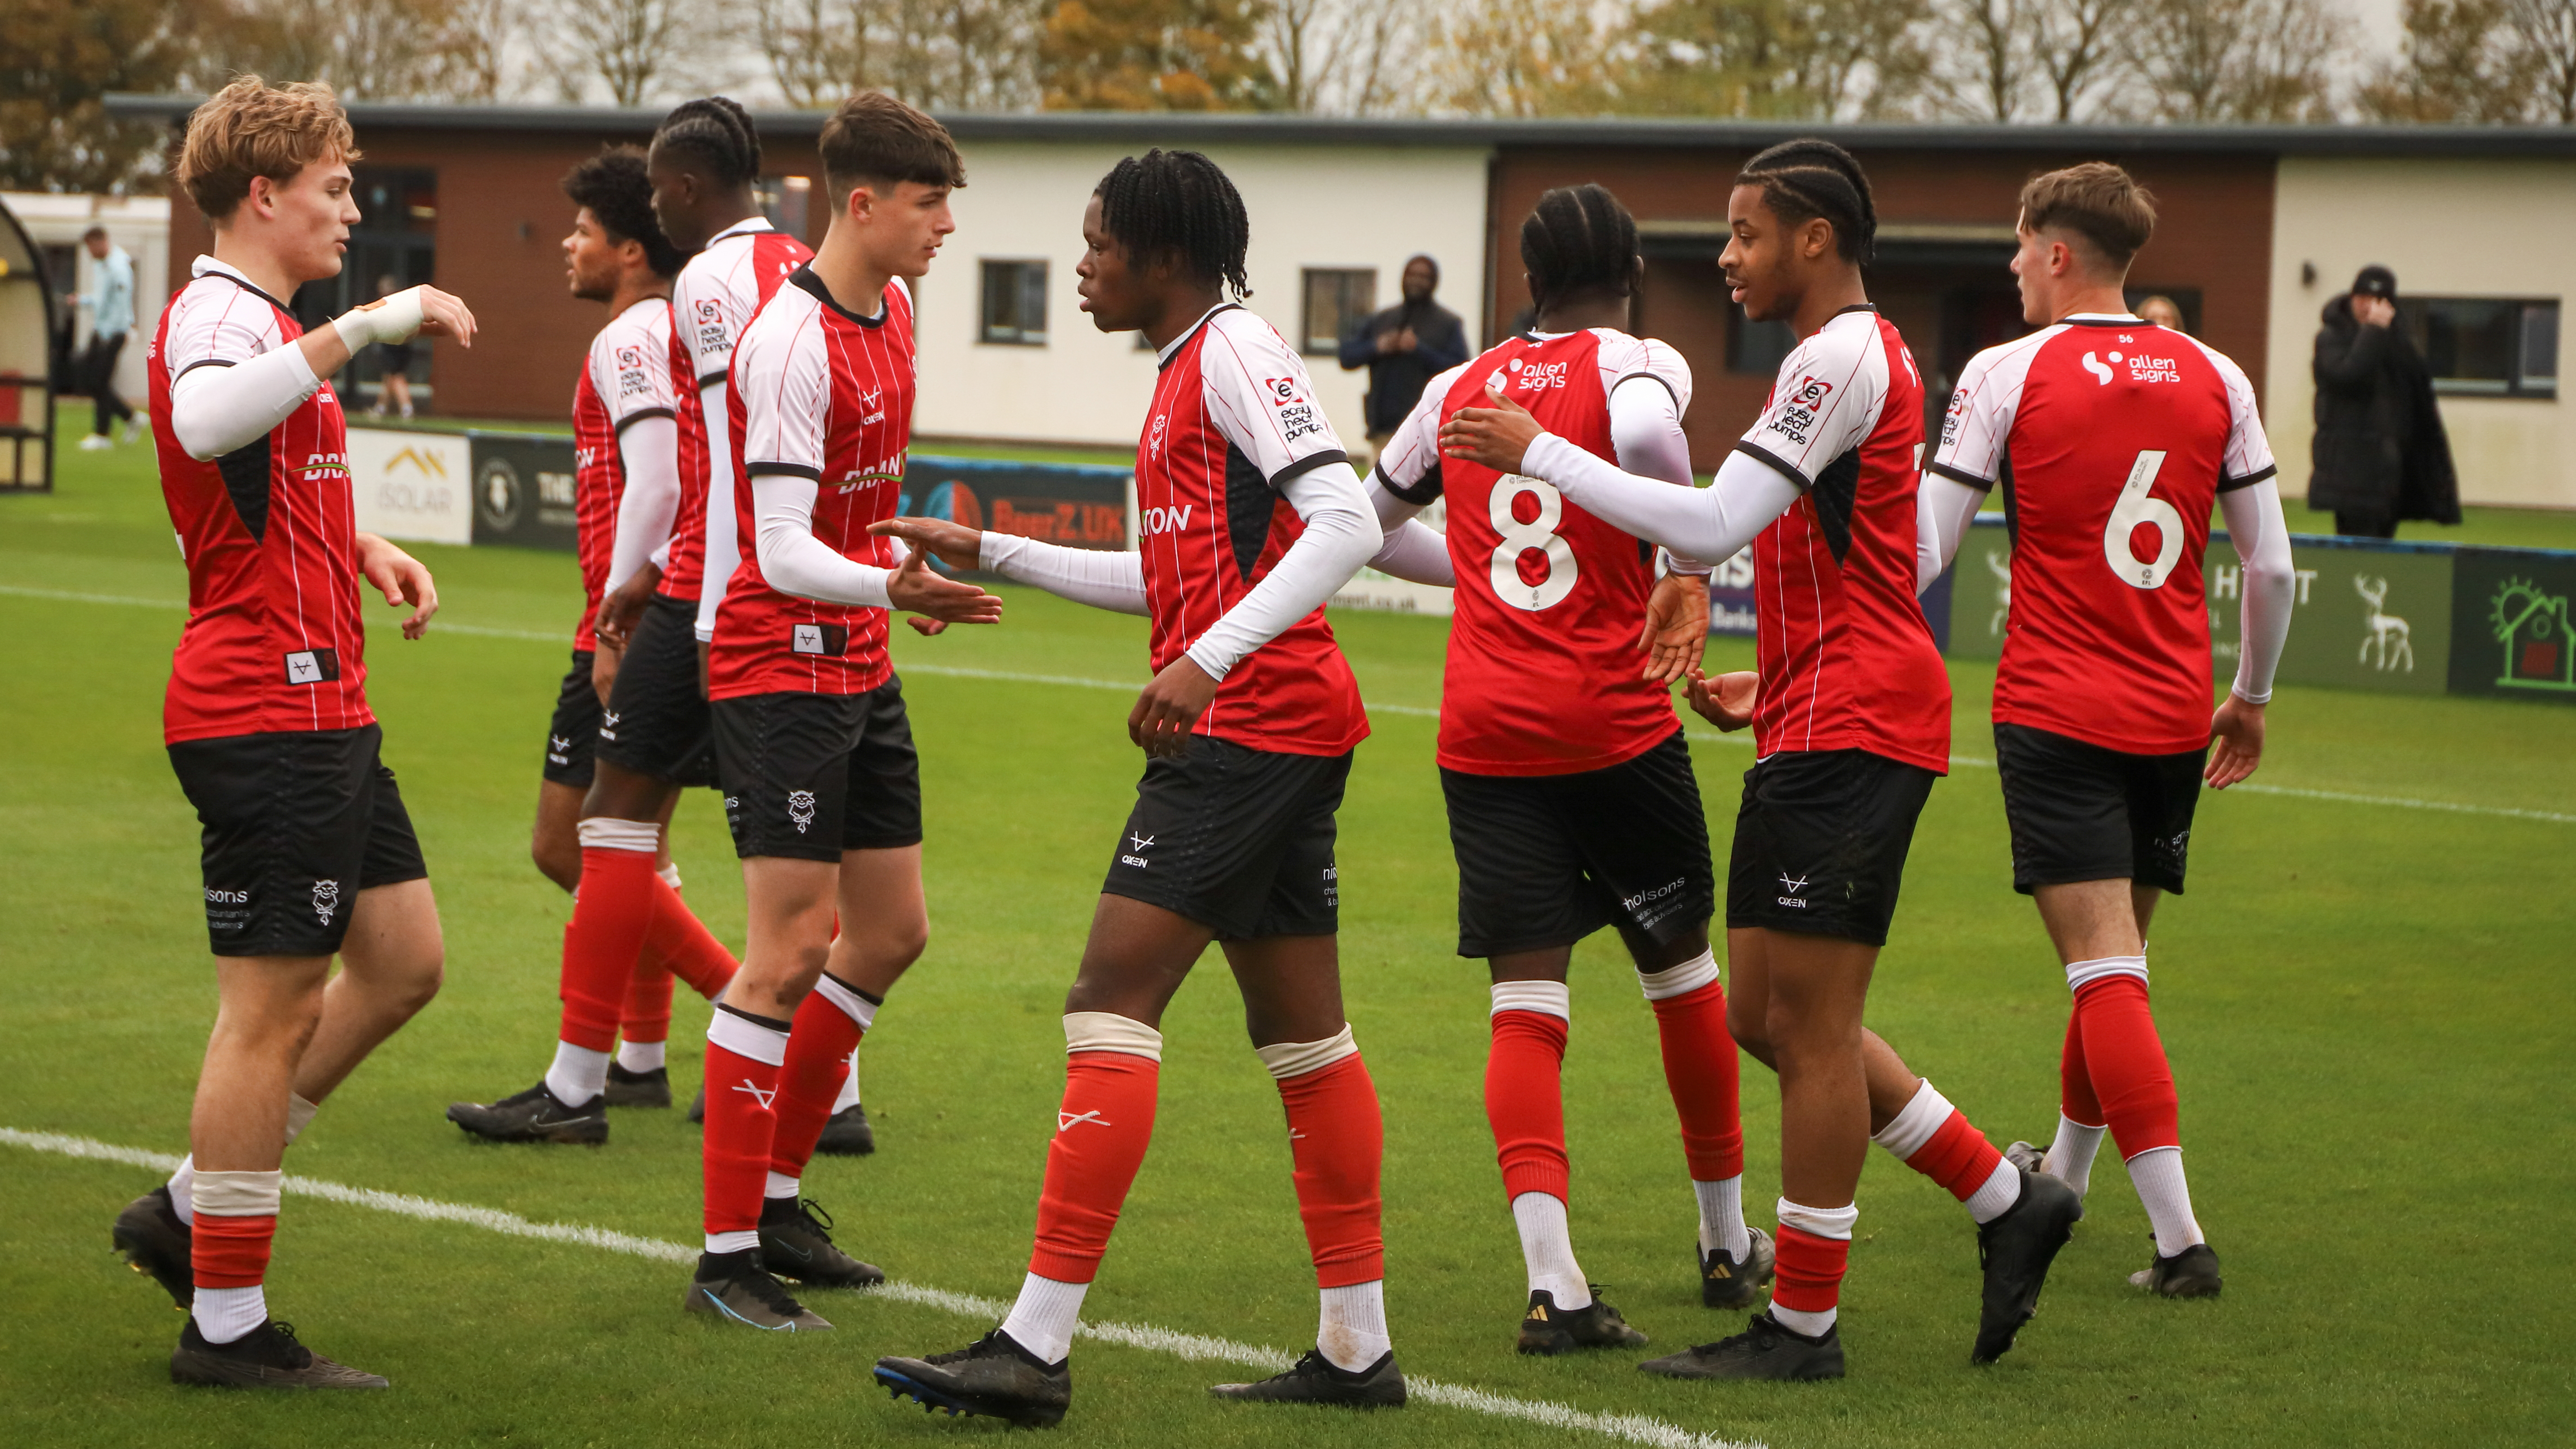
[694,298,728,355]
[1766,375,1834,447]
[1268,376,1323,443]
[1139,505,1195,535]
[1941,386,1971,449]
[299,452,351,483]
[616,345,645,370]
[1509,357,1571,391]
[283,647,341,685]
[1148,413,1169,460]
[790,623,850,656]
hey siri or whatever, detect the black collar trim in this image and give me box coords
[1157,303,1242,372]
[790,264,888,328]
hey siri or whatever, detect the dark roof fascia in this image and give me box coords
[99,95,2576,158]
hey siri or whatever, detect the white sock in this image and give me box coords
[1694,1176,1750,1259]
[283,1093,320,1146]
[1509,1191,1591,1309]
[616,1038,666,1074]
[167,1157,196,1225]
[999,1272,1088,1364]
[658,860,682,890]
[705,1229,759,1254]
[2126,1146,2206,1257]
[1769,1300,1836,1337]
[1963,1157,2021,1224]
[1317,1280,1390,1371]
[2044,1114,2107,1198]
[544,1040,612,1106]
[191,1285,268,1344]
[765,1171,800,1201]
[834,1051,861,1112]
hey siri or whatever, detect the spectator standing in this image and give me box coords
[66,226,138,449]
[2309,266,2458,538]
[1340,254,1468,459]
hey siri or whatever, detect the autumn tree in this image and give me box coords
[2358,0,2534,120]
[1039,0,1273,110]
[190,0,515,102]
[539,0,697,106]
[1628,0,1932,120]
[754,0,1046,111]
[2501,0,2576,121]
[0,0,198,192]
[1434,0,1621,117]
[2124,0,2350,121]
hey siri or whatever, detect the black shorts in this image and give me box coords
[1993,723,2206,895]
[1442,729,1713,958]
[596,593,714,787]
[168,724,429,958]
[713,680,923,862]
[1725,749,1936,948]
[543,649,601,787]
[1103,736,1349,941]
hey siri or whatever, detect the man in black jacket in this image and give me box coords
[2309,265,2459,538]
[1340,255,1469,455]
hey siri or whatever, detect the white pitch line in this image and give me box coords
[4,1127,1759,1449]
[7,583,2567,824]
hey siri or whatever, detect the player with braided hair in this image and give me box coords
[871,148,1401,1423]
[1444,140,2081,1379]
[1361,181,1774,1355]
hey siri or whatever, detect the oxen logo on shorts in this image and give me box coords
[1776,873,1811,909]
[787,790,818,833]
[311,878,341,925]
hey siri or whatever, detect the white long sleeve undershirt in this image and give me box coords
[1185,463,1379,679]
[169,346,322,461]
[2220,479,2295,704]
[979,533,1151,614]
[751,474,892,608]
[606,416,681,593]
[1915,474,1987,595]
[1520,433,1804,567]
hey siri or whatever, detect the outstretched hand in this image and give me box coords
[886,548,1003,626]
[870,515,985,572]
[2206,694,2265,788]
[1685,670,1758,732]
[1438,388,1545,474]
[356,532,438,638]
[1639,572,1710,684]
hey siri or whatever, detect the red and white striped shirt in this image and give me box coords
[148,257,371,744]
[570,296,677,650]
[659,218,811,611]
[1735,307,1949,773]
[1139,305,1367,757]
[709,269,914,699]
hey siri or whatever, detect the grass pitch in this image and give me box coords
[3,441,2571,1449]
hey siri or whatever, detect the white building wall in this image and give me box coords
[911,139,1492,456]
[2266,158,2576,511]
[1,193,171,409]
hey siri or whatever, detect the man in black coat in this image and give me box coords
[2309,265,2459,538]
[1339,254,1470,453]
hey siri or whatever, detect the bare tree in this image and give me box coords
[1934,0,2038,120]
[754,0,865,107]
[1256,0,1426,113]
[752,0,1043,111]
[2358,0,2533,120]
[2031,0,2132,119]
[1633,0,1933,121]
[2126,0,2351,121]
[541,0,696,106]
[2501,0,2576,120]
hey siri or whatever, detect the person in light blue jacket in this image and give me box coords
[67,225,139,448]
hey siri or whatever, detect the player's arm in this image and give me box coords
[354,532,438,639]
[1606,349,1715,681]
[1915,348,2018,593]
[1359,364,1460,589]
[597,338,683,648]
[167,286,473,461]
[2209,359,2291,789]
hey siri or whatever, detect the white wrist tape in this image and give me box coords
[333,286,427,352]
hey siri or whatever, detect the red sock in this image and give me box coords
[1648,979,1744,1181]
[559,845,658,1052]
[1028,1052,1160,1283]
[2059,1004,2104,1126]
[620,952,676,1048]
[702,1010,789,1240]
[191,1212,275,1289]
[1486,1009,1570,1202]
[1771,1223,1850,1316]
[767,983,870,1183]
[646,874,739,1000]
[2074,975,2179,1156]
[1907,1109,2005,1203]
[1277,1054,1385,1287]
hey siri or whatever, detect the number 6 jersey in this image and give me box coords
[1930,314,2275,755]
[1377,327,1694,776]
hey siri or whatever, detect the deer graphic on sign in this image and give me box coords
[2354,574,2412,674]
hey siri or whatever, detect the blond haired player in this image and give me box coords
[111,76,475,1389]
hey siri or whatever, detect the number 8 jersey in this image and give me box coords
[1931,315,2275,755]
[1378,327,1692,776]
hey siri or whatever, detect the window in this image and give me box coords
[980,260,1047,346]
[1301,269,1376,356]
[2396,297,2558,399]
[1730,313,1794,376]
